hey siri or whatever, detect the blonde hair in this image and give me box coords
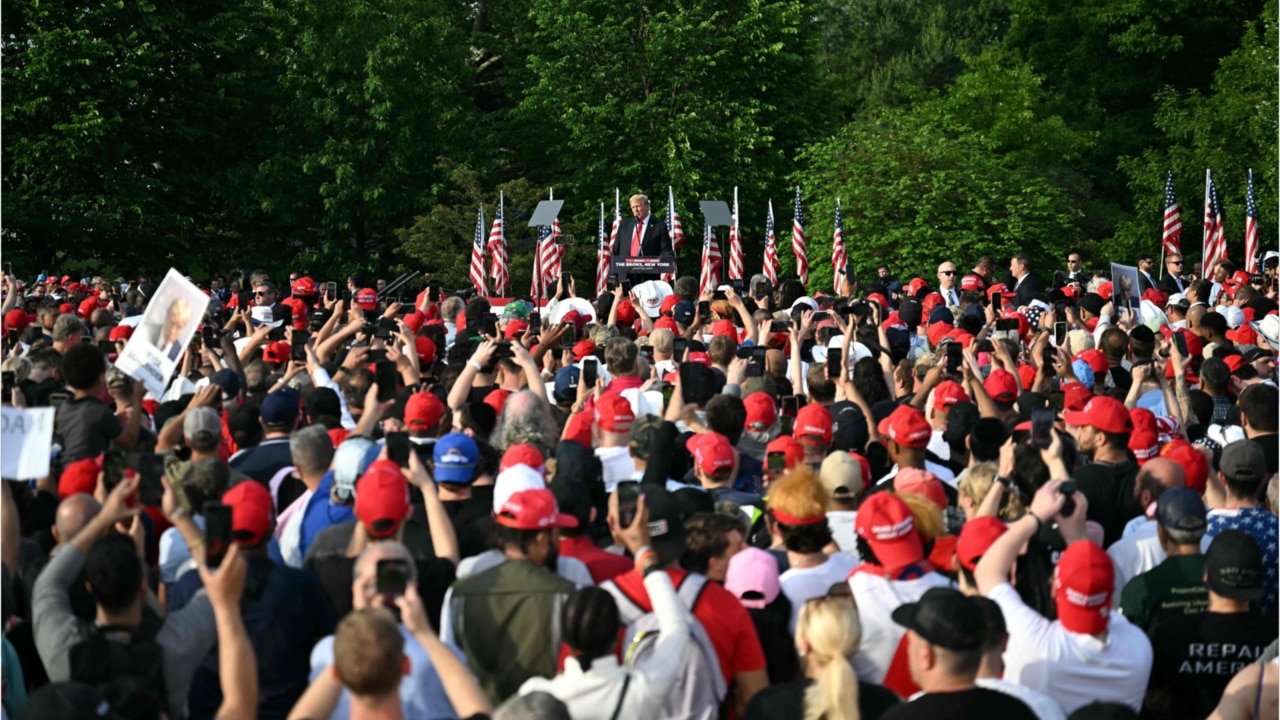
[958,462,1024,520]
[2,356,32,383]
[897,491,944,541]
[797,597,861,720]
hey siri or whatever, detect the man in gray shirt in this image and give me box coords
[32,474,217,719]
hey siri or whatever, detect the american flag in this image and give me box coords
[699,224,722,296]
[1202,169,1227,278]
[1162,171,1182,259]
[728,187,744,281]
[470,205,488,297]
[1245,169,1260,274]
[604,190,621,295]
[832,198,846,292]
[532,191,563,300]
[763,199,779,284]
[664,186,684,282]
[487,193,508,297]
[596,203,610,297]
[792,186,808,286]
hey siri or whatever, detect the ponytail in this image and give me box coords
[797,597,862,720]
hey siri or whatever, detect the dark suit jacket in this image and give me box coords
[1158,273,1187,295]
[1012,273,1043,307]
[1138,271,1156,294]
[614,216,673,259]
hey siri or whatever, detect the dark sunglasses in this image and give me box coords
[940,270,956,276]
[254,290,270,296]
[1169,260,1183,265]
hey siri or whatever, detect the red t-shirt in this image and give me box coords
[558,537,633,584]
[611,568,767,684]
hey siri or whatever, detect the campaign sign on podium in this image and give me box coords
[611,256,677,279]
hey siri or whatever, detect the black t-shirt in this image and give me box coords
[55,395,123,463]
[743,678,901,720]
[444,485,496,560]
[880,686,1036,720]
[1148,610,1279,720]
[1249,433,1278,476]
[1072,460,1141,547]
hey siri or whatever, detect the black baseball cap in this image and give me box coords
[641,484,687,566]
[890,587,985,651]
[1204,529,1264,602]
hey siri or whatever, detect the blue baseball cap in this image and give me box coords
[1155,486,1207,534]
[433,433,479,484]
[259,387,299,427]
[208,369,241,399]
[928,306,954,325]
[554,366,580,404]
[1071,360,1095,390]
[672,301,696,326]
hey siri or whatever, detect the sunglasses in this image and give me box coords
[1068,259,1081,263]
[1169,261,1183,265]
[254,291,271,296]
[940,270,956,276]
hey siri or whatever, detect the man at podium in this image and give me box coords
[615,194,673,283]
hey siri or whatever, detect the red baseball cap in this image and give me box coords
[793,404,833,445]
[405,391,445,431]
[58,302,75,315]
[222,481,273,546]
[1063,382,1093,412]
[354,288,379,311]
[894,467,946,511]
[1053,541,1114,635]
[1159,439,1208,494]
[108,325,134,342]
[1074,349,1109,376]
[1129,425,1159,464]
[655,316,679,333]
[59,457,103,499]
[687,432,736,475]
[500,443,546,475]
[562,410,592,447]
[355,460,410,538]
[496,488,578,530]
[1062,396,1133,434]
[291,277,317,297]
[744,392,777,431]
[3,309,30,331]
[572,340,596,361]
[960,274,985,292]
[932,380,969,412]
[484,388,510,416]
[855,493,924,570]
[1016,363,1037,392]
[504,319,529,340]
[986,283,1006,301]
[561,309,588,331]
[765,436,805,470]
[907,278,929,296]
[402,312,425,334]
[262,342,291,364]
[660,295,681,316]
[1096,282,1113,301]
[596,393,635,433]
[877,405,931,449]
[688,351,712,367]
[955,516,1008,572]
[77,297,101,318]
[1226,324,1259,345]
[711,319,737,338]
[866,293,889,314]
[983,368,1019,403]
[413,336,438,366]
[1141,288,1168,307]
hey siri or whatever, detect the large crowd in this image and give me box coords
[0,248,1278,720]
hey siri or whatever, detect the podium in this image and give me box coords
[611,255,676,280]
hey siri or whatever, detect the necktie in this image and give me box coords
[630,220,644,257]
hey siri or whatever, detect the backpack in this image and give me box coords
[68,614,169,717]
[600,573,728,720]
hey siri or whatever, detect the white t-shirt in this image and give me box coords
[927,429,951,461]
[1106,521,1166,598]
[779,553,860,632]
[595,446,637,493]
[849,570,953,683]
[827,510,858,554]
[987,583,1153,713]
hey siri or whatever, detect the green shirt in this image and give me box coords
[1120,553,1208,635]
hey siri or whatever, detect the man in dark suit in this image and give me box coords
[1007,253,1043,307]
[1137,254,1157,293]
[613,194,673,284]
[1158,253,1188,295]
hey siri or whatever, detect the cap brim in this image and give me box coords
[869,535,924,569]
[1060,409,1091,427]
[1206,573,1265,602]
[552,512,580,529]
[434,466,476,484]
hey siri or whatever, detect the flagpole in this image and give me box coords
[1202,169,1211,279]
[1159,171,1167,279]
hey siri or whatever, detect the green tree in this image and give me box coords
[242,0,483,271]
[793,47,1088,288]
[1114,0,1278,269]
[2,0,278,274]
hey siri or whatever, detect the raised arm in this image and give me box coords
[398,585,492,718]
[200,544,258,720]
[405,452,459,566]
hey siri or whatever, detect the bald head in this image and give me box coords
[1135,457,1186,508]
[1185,305,1207,334]
[54,494,102,544]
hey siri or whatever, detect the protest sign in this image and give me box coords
[1110,262,1144,321]
[1,406,55,480]
[114,268,209,397]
